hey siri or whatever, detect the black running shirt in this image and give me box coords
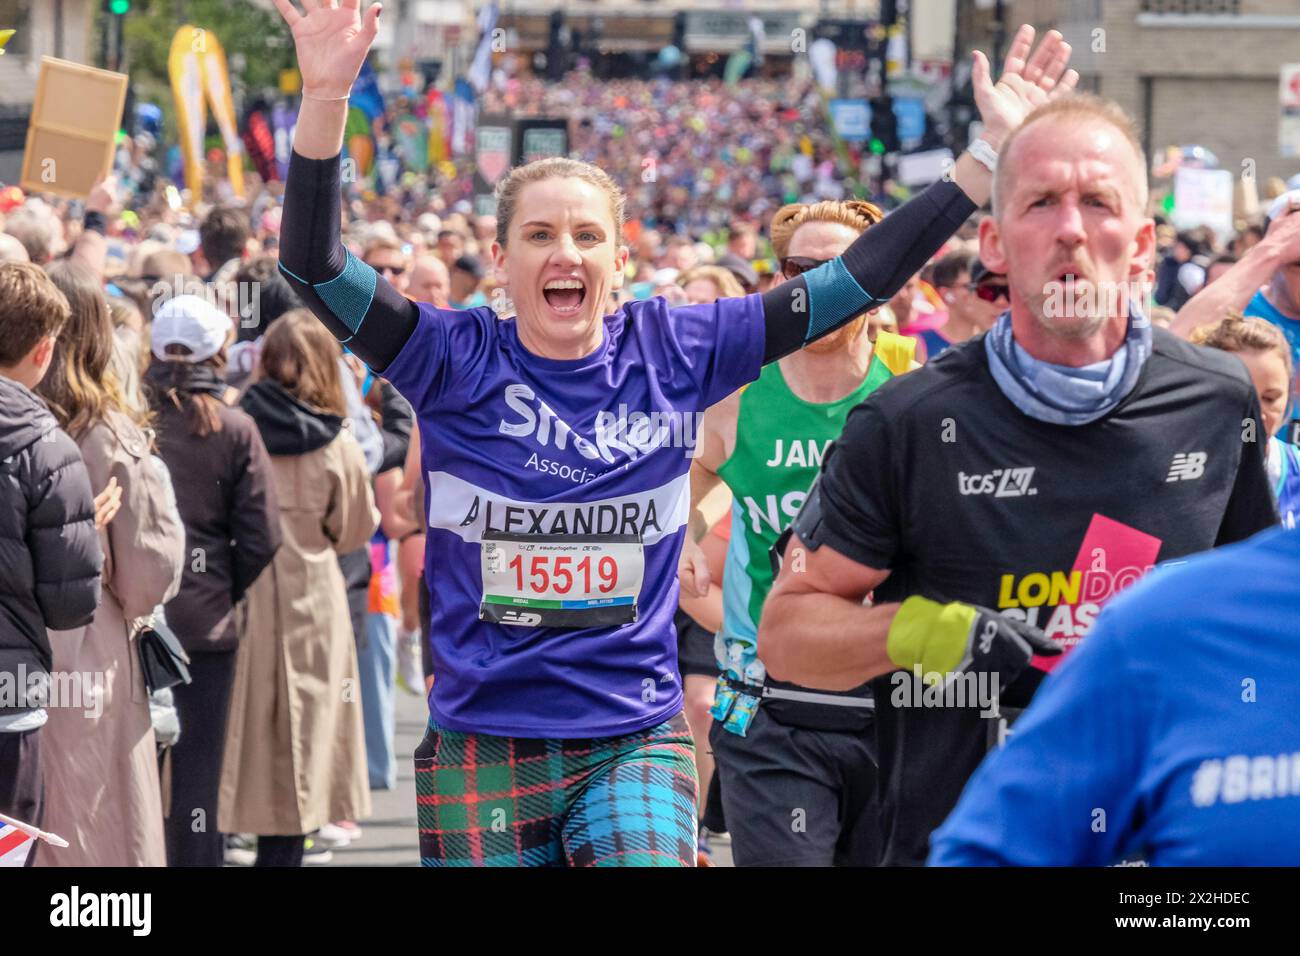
[795,326,1278,866]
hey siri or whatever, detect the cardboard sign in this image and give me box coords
[896,148,954,187]
[20,57,127,200]
[1172,167,1234,241]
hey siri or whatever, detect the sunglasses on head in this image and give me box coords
[780,256,831,278]
[971,282,1010,303]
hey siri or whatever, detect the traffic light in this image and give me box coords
[869,97,899,154]
[100,0,129,72]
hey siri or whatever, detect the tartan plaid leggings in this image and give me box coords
[414,711,698,866]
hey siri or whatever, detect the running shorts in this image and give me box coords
[414,712,698,866]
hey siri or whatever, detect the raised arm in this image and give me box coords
[761,26,1077,363]
[1170,205,1300,340]
[759,404,1059,693]
[68,177,119,282]
[272,0,418,372]
[759,177,976,362]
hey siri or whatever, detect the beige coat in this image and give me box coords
[219,430,379,836]
[39,411,185,867]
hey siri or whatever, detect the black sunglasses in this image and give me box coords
[971,282,1010,303]
[780,256,831,278]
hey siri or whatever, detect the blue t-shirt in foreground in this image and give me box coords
[929,526,1300,866]
[382,295,765,738]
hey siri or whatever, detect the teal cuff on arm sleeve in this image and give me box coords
[314,251,378,336]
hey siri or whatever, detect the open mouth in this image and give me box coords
[542,278,587,316]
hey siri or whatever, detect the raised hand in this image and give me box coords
[272,0,382,99]
[972,25,1079,149]
[85,174,121,218]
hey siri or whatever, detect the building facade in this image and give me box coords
[0,0,95,104]
[956,0,1300,186]
[0,0,96,183]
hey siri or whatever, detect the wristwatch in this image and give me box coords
[967,137,999,174]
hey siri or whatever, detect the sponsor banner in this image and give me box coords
[516,119,568,164]
[200,34,244,198]
[168,26,243,201]
[475,120,511,184]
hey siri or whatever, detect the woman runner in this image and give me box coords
[271,0,1077,866]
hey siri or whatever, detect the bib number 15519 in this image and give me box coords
[479,533,643,629]
[507,554,619,595]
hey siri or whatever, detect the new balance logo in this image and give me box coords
[1166,452,1206,482]
[958,467,1038,497]
[499,611,542,626]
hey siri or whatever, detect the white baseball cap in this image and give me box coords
[151,295,232,363]
[176,228,201,256]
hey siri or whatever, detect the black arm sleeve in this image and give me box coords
[760,178,977,364]
[278,150,419,372]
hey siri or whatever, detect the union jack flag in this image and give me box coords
[0,820,33,867]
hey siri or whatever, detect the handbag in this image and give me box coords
[137,614,193,694]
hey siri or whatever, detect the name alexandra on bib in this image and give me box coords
[458,495,664,537]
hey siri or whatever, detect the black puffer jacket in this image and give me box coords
[0,377,103,715]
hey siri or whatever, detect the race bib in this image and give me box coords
[478,532,644,628]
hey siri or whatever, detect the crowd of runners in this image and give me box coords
[0,0,1297,868]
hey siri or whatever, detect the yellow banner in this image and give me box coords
[168,25,244,202]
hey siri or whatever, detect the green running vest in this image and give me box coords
[713,332,913,686]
